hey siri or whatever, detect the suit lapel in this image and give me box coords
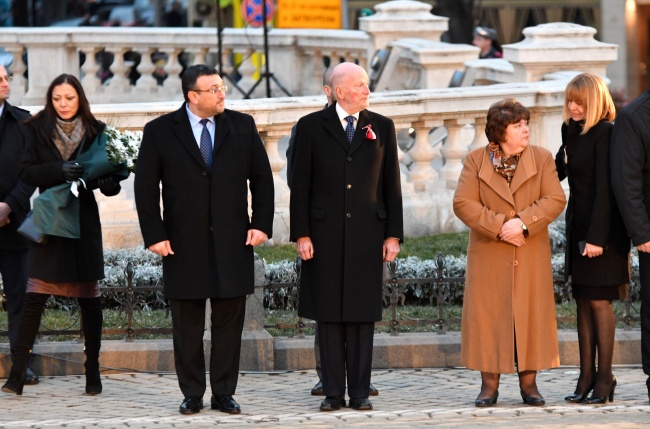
[477,147,515,207]
[172,105,206,169]
[323,103,351,152]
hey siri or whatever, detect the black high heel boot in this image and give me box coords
[584,378,616,404]
[79,297,103,395]
[2,360,27,395]
[1,293,48,396]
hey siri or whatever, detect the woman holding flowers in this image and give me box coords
[555,73,629,404]
[453,98,566,407]
[2,74,121,396]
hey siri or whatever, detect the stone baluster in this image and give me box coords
[260,129,290,206]
[134,48,158,93]
[162,49,183,94]
[440,119,470,188]
[79,47,103,96]
[468,116,488,151]
[6,48,26,99]
[408,120,441,191]
[106,47,132,95]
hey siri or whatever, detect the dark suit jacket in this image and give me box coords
[290,102,403,322]
[0,102,35,252]
[134,105,274,300]
[555,119,629,286]
[611,89,650,247]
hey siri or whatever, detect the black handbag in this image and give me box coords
[17,211,47,244]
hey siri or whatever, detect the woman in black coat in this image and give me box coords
[555,73,630,405]
[2,74,120,396]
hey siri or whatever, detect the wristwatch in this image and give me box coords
[520,222,529,238]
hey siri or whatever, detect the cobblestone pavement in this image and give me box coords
[1,366,649,428]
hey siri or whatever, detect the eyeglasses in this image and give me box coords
[192,85,228,95]
[0,75,13,84]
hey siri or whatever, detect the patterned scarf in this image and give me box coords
[489,142,521,185]
[53,116,85,161]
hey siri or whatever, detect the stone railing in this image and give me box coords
[38,75,567,248]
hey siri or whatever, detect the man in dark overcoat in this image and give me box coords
[610,87,650,401]
[290,62,403,411]
[0,65,38,384]
[134,64,274,415]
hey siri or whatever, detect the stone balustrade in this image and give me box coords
[17,75,570,248]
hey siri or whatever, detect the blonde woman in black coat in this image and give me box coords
[555,73,630,404]
[2,74,119,396]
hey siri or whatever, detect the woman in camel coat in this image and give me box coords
[453,98,566,407]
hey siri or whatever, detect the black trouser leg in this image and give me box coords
[314,323,322,380]
[0,250,28,353]
[1,292,48,395]
[79,297,103,394]
[345,322,374,399]
[639,252,650,398]
[169,298,208,399]
[209,296,246,395]
[318,322,346,397]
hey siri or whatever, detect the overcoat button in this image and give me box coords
[346,184,352,189]
[513,260,518,266]
[509,210,515,216]
[202,171,207,176]
[347,157,352,161]
[532,216,538,221]
[346,213,352,218]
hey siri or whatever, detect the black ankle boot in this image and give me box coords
[79,297,103,395]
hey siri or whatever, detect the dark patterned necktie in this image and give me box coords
[345,116,355,144]
[199,118,212,169]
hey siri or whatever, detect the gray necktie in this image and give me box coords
[199,118,212,169]
[345,116,355,144]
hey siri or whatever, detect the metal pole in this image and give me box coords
[262,0,271,98]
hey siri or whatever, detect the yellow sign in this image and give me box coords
[277,0,341,29]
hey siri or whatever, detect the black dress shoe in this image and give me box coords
[25,366,39,386]
[311,381,324,396]
[520,390,545,406]
[349,397,373,410]
[179,397,203,414]
[211,394,241,414]
[475,391,498,407]
[369,383,379,396]
[320,395,345,411]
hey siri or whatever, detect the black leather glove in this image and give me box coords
[98,175,120,196]
[62,161,84,182]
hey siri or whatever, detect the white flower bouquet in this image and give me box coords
[104,125,142,173]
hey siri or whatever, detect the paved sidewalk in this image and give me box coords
[1,366,649,428]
